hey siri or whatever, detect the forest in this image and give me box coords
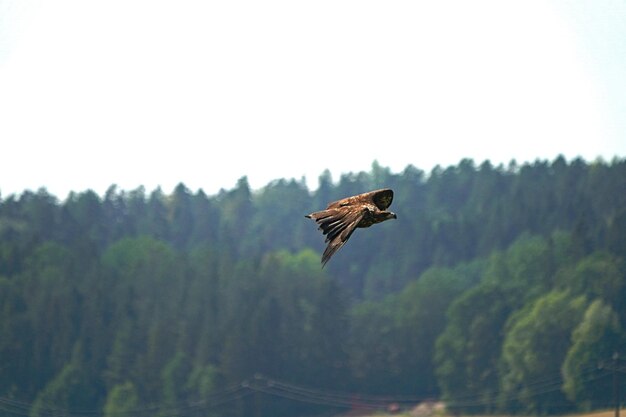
[1,156,626,417]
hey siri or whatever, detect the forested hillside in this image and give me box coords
[1,157,625,417]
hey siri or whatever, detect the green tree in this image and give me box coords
[395,264,479,395]
[29,362,97,417]
[100,237,182,402]
[562,299,624,410]
[160,350,190,414]
[63,189,105,253]
[251,178,311,252]
[186,363,218,398]
[348,298,399,393]
[217,177,254,256]
[22,242,82,390]
[103,381,139,417]
[435,282,514,413]
[500,291,587,413]
[1,158,626,417]
[556,252,624,305]
[170,183,194,249]
[188,190,220,247]
[0,276,32,396]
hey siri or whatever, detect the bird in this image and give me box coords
[305,188,397,266]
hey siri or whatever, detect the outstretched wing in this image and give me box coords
[326,188,393,210]
[370,188,394,210]
[306,207,367,266]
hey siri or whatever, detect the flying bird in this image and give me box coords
[305,188,397,266]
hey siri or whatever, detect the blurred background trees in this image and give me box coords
[0,157,625,416]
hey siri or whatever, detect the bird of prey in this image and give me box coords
[305,188,397,266]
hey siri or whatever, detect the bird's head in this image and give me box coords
[385,211,397,221]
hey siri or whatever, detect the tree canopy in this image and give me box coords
[0,156,625,417]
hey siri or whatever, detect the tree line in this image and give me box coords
[0,156,625,417]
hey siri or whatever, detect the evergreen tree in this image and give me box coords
[0,157,624,416]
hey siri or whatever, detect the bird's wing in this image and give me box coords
[369,188,394,210]
[325,195,355,209]
[326,188,393,210]
[307,206,367,266]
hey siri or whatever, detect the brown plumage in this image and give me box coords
[305,188,397,266]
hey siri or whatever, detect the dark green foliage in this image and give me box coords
[562,299,624,411]
[0,157,625,416]
[103,381,139,417]
[499,291,587,414]
[435,282,513,413]
[29,362,97,417]
[350,263,480,397]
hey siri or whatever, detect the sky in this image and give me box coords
[1,0,625,199]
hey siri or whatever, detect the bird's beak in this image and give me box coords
[391,212,397,219]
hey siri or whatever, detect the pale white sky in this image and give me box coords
[1,0,625,199]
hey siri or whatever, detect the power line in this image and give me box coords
[0,382,250,417]
[245,376,392,410]
[441,362,600,406]
[1,359,622,417]
[448,367,614,408]
[252,374,429,404]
